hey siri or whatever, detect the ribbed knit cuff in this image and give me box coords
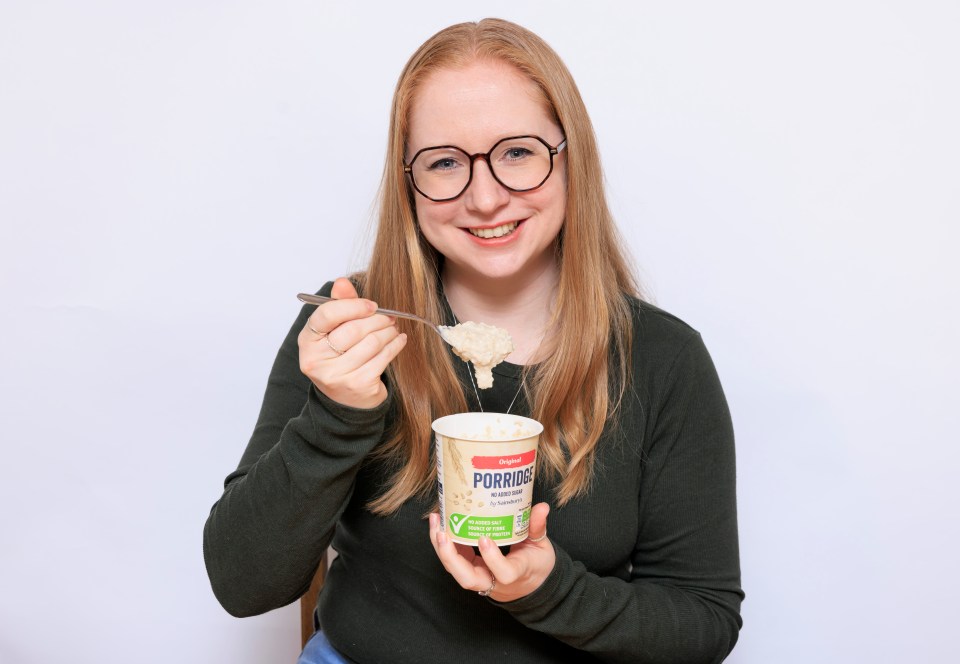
[310,383,392,423]
[302,383,393,456]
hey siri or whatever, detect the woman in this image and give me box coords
[204,18,743,663]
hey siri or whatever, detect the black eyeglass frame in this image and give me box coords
[403,135,568,202]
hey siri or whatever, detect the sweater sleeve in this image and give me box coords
[498,333,743,663]
[202,296,392,618]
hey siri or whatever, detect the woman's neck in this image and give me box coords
[442,261,559,365]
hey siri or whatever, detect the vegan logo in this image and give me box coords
[449,513,470,535]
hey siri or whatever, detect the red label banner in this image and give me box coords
[471,450,536,469]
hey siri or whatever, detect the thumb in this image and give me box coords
[528,502,550,542]
[330,276,359,300]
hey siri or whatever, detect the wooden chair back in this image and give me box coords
[300,552,328,648]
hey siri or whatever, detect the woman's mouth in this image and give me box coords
[468,221,519,239]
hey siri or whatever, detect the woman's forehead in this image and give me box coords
[407,62,557,150]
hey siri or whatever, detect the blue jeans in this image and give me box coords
[297,631,353,664]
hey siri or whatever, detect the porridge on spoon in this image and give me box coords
[439,322,513,389]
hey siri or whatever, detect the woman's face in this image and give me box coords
[406,60,566,285]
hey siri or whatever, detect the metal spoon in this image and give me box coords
[296,293,453,343]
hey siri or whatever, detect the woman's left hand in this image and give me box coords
[428,502,555,602]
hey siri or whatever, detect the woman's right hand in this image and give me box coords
[297,277,407,409]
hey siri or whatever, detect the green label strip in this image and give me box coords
[449,514,515,540]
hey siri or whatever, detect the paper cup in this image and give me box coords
[433,412,543,545]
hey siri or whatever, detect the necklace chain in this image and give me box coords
[464,356,524,415]
[444,294,524,415]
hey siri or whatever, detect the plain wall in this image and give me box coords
[1,1,957,662]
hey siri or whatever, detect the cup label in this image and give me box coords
[433,413,542,546]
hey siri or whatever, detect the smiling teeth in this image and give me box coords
[469,222,518,239]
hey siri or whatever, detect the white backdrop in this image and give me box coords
[1,1,958,663]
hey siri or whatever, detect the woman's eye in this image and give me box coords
[427,157,461,171]
[504,147,533,160]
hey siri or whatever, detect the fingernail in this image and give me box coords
[429,513,438,529]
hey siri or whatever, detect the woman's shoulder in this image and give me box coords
[624,295,701,346]
[621,294,714,378]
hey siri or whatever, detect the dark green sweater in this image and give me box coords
[203,293,743,663]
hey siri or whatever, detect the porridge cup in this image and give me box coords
[433,412,543,545]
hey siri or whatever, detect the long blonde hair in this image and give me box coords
[360,18,640,515]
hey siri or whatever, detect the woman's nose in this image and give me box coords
[463,157,510,213]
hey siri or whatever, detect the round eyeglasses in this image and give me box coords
[404,135,567,202]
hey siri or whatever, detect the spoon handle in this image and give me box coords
[296,293,442,331]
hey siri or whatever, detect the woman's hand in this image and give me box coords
[298,277,407,409]
[428,502,555,602]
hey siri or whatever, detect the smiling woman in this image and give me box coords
[203,17,743,664]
